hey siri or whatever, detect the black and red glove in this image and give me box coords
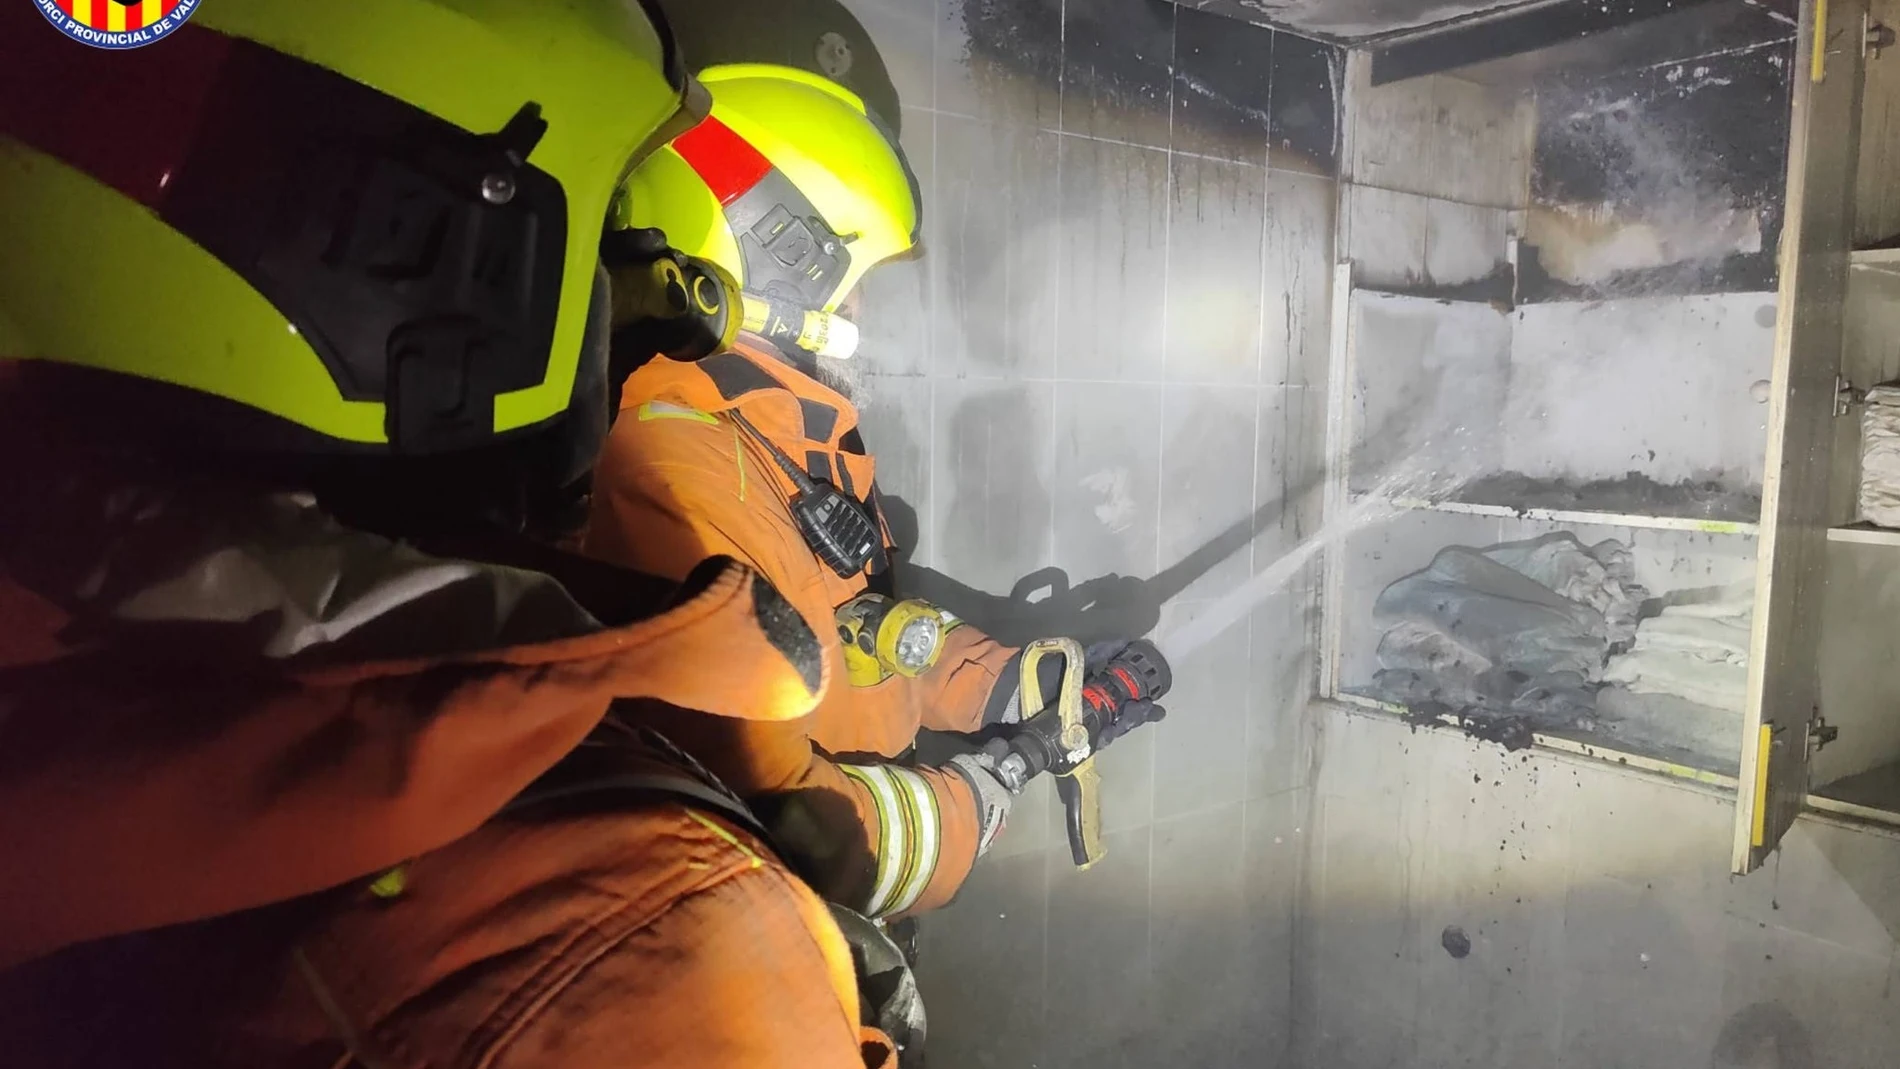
[983,639,1173,791]
[1079,639,1171,748]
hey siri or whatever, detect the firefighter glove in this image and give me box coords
[946,753,1013,857]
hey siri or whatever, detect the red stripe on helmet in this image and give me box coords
[671,115,772,208]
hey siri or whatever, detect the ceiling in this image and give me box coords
[1438,1,1795,86]
[1170,0,1543,41]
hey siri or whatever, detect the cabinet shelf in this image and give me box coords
[1849,248,1900,277]
[1331,696,1900,835]
[1374,495,1760,535]
[1328,694,1740,788]
[1828,522,1900,546]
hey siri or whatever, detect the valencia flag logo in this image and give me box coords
[34,0,199,49]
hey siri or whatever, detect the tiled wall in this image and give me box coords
[828,1,1342,1065]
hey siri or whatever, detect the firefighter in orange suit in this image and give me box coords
[0,421,903,1065]
[588,341,1003,917]
[588,65,1169,921]
[0,4,924,1065]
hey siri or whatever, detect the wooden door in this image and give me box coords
[1735,0,1869,873]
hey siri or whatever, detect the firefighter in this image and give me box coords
[587,66,1171,919]
[0,3,915,1064]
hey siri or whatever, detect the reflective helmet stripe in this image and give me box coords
[671,114,771,207]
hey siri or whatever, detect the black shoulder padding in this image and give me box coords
[700,351,782,400]
[751,573,825,697]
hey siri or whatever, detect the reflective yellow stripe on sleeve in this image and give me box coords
[839,764,942,918]
[636,400,720,424]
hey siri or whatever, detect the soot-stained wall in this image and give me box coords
[817,1,1344,1066]
[1523,38,1797,300]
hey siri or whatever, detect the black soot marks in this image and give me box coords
[1442,924,1473,960]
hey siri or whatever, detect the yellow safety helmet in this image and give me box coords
[0,0,703,455]
[616,64,920,319]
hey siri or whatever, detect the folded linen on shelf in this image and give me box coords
[1602,590,1752,713]
[1860,385,1900,527]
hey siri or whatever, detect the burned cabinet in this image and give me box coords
[1319,0,1871,874]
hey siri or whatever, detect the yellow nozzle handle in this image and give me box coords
[1020,637,1105,869]
[1057,759,1104,870]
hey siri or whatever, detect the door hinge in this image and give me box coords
[1866,13,1895,60]
[1811,713,1840,752]
[1837,375,1865,418]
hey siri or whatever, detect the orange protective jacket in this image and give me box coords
[0,369,892,1067]
[586,341,1022,916]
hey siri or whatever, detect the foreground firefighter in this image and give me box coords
[0,3,920,1064]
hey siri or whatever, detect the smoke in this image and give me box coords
[1528,201,1763,287]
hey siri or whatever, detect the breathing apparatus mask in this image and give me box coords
[616,63,920,366]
